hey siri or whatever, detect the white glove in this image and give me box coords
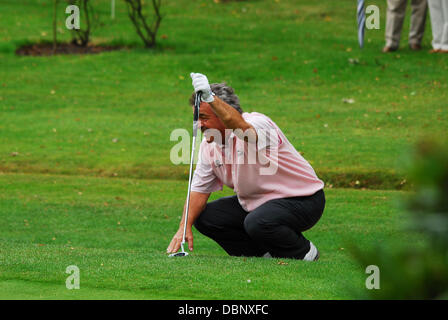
[190,72,215,103]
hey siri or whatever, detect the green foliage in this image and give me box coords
[407,140,448,246]
[354,139,448,299]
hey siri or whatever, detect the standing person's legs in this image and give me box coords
[427,0,443,50]
[243,189,325,260]
[440,0,448,51]
[409,0,428,47]
[194,195,267,257]
[385,0,408,49]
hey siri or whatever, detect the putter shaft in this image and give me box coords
[180,92,201,252]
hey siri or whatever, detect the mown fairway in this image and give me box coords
[0,0,446,299]
[0,173,416,299]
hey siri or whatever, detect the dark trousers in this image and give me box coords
[194,189,325,259]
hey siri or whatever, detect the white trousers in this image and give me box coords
[428,0,448,50]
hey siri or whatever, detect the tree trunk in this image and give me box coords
[124,0,162,49]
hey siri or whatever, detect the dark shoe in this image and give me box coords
[382,46,397,53]
[410,43,422,51]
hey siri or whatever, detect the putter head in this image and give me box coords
[168,251,189,258]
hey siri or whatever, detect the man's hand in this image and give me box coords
[166,226,194,254]
[190,72,215,103]
[165,192,210,255]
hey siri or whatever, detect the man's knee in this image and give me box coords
[193,206,220,236]
[244,213,271,240]
[193,210,209,234]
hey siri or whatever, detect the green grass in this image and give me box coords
[0,173,419,299]
[1,0,446,187]
[0,0,445,299]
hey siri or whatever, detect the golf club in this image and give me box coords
[169,91,202,258]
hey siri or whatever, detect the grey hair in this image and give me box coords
[189,82,243,114]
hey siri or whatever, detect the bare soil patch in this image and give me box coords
[15,42,125,56]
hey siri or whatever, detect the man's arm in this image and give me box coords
[180,191,210,229]
[209,96,249,131]
[209,96,258,143]
[191,72,257,142]
[166,191,210,254]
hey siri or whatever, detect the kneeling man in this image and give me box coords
[167,73,325,261]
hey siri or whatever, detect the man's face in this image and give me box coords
[196,102,226,143]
